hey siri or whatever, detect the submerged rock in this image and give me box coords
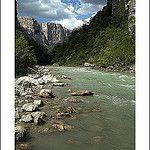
[38,89,55,98]
[16,142,31,150]
[67,89,73,93]
[71,90,94,96]
[22,103,38,112]
[15,126,26,141]
[91,108,102,112]
[68,98,82,103]
[52,124,65,131]
[64,106,77,114]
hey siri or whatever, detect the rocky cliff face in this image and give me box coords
[111,0,135,34]
[126,0,135,34]
[17,16,71,45]
[40,22,71,45]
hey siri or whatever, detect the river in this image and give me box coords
[29,67,135,150]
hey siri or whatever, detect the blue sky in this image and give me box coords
[17,0,107,29]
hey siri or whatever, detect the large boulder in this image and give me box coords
[84,63,95,67]
[15,76,40,88]
[15,126,26,141]
[31,111,46,125]
[22,103,38,112]
[71,90,94,96]
[33,100,43,107]
[41,74,61,84]
[15,86,33,96]
[38,89,55,98]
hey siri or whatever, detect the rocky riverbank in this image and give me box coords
[15,66,98,149]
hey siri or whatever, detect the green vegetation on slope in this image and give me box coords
[51,0,135,68]
[15,30,37,76]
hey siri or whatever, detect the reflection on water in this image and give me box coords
[30,67,135,150]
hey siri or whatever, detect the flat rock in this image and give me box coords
[71,90,94,96]
[52,83,68,86]
[22,103,38,112]
[68,98,82,103]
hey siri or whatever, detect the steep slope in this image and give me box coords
[51,0,135,70]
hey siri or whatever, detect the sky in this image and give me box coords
[17,0,107,30]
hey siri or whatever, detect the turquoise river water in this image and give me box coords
[30,67,135,150]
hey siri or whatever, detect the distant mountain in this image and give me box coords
[17,16,71,45]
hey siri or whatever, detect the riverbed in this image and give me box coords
[17,66,135,150]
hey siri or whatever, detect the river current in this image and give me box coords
[30,67,135,150]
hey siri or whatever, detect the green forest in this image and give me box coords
[51,0,135,67]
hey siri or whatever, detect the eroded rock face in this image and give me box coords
[17,16,71,45]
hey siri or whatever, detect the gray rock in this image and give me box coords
[33,100,43,107]
[38,78,45,85]
[15,76,40,88]
[31,112,46,125]
[15,111,20,120]
[38,89,55,98]
[21,114,33,123]
[15,126,26,141]
[17,16,71,45]
[84,63,95,67]
[52,83,68,86]
[61,75,72,80]
[25,95,33,99]
[22,103,38,112]
[41,74,61,84]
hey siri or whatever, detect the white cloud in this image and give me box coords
[18,0,75,20]
[17,0,105,29]
[53,18,84,30]
[76,3,103,14]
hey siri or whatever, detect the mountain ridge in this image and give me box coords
[17,16,71,45]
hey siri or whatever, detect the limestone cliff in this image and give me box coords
[17,16,71,45]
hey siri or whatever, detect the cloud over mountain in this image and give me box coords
[17,0,107,29]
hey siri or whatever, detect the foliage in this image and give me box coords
[15,30,37,76]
